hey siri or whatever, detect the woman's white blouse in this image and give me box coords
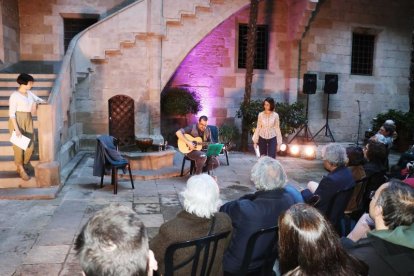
[252,111,283,146]
[9,91,35,118]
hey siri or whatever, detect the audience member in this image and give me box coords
[362,140,388,210]
[279,204,368,275]
[372,123,394,149]
[220,156,295,274]
[150,174,232,275]
[302,143,355,218]
[75,205,158,276]
[342,180,414,275]
[345,146,367,213]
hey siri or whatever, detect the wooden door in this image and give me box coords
[108,95,135,146]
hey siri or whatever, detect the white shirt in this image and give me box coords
[252,111,283,146]
[9,91,36,118]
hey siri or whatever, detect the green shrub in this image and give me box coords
[371,109,414,134]
[161,87,201,116]
[219,124,240,145]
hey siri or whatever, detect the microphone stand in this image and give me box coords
[356,100,362,146]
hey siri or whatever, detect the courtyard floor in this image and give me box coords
[0,148,400,275]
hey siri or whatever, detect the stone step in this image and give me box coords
[0,119,39,129]
[0,141,39,156]
[0,89,50,97]
[0,96,48,107]
[0,158,40,171]
[0,171,37,188]
[0,186,60,199]
[0,73,56,79]
[0,128,38,139]
[0,81,55,87]
[116,165,186,181]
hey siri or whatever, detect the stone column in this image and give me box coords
[37,104,56,162]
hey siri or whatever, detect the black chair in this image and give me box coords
[164,230,231,276]
[97,136,134,194]
[325,186,355,235]
[227,226,279,276]
[209,125,229,166]
[181,155,196,176]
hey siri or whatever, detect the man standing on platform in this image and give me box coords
[176,115,219,174]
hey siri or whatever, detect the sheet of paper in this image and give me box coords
[254,144,261,158]
[10,131,31,150]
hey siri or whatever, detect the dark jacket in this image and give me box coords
[303,166,355,215]
[149,211,232,276]
[220,189,295,273]
[343,224,414,276]
[92,135,127,177]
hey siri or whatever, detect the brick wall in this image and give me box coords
[0,0,20,69]
[165,0,295,130]
[18,0,128,61]
[300,0,414,142]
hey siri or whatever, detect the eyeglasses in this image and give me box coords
[369,190,376,200]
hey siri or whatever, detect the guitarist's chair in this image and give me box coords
[181,156,196,176]
[208,125,229,166]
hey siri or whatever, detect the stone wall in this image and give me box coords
[300,0,414,142]
[0,0,20,69]
[165,0,295,130]
[18,0,128,61]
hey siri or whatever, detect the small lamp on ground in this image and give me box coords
[304,145,316,160]
[278,143,288,156]
[289,144,300,157]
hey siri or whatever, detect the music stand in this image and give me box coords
[311,93,335,142]
[206,144,224,176]
[288,93,316,145]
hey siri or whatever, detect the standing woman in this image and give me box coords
[8,73,37,180]
[252,97,283,159]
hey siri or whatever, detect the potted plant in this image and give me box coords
[219,124,240,151]
[161,87,202,146]
[371,109,414,152]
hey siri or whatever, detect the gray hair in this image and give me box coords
[251,156,287,191]
[75,205,148,276]
[322,143,348,167]
[181,174,221,218]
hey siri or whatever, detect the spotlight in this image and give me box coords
[304,145,316,160]
[278,143,287,156]
[289,145,300,157]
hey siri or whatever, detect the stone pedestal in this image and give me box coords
[35,161,60,187]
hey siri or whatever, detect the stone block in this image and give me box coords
[354,83,375,94]
[35,161,60,187]
[212,107,228,118]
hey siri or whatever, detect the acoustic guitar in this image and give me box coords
[178,134,211,154]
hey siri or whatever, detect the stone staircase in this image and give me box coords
[0,73,56,188]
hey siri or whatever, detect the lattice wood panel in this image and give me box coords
[108,95,135,146]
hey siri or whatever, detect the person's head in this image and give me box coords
[379,123,394,137]
[279,204,366,275]
[181,174,221,218]
[16,73,34,89]
[197,115,208,132]
[75,205,149,276]
[346,146,365,166]
[322,143,348,171]
[263,97,275,112]
[364,140,387,164]
[369,180,414,231]
[250,156,287,191]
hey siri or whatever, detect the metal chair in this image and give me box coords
[97,136,134,194]
[226,226,279,276]
[325,186,355,234]
[164,230,231,276]
[209,125,229,166]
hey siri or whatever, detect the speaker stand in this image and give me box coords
[288,94,316,145]
[311,94,335,142]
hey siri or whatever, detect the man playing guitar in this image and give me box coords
[176,115,219,174]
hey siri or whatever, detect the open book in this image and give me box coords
[10,131,31,150]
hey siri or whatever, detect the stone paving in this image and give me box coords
[0,149,400,275]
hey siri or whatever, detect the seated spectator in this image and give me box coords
[345,146,366,213]
[342,180,414,275]
[75,205,158,276]
[150,174,232,275]
[372,123,394,149]
[278,204,368,275]
[362,140,388,210]
[220,156,295,274]
[384,119,398,141]
[302,143,355,217]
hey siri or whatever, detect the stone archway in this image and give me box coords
[108,95,135,146]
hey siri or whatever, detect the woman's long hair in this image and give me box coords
[278,204,367,276]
